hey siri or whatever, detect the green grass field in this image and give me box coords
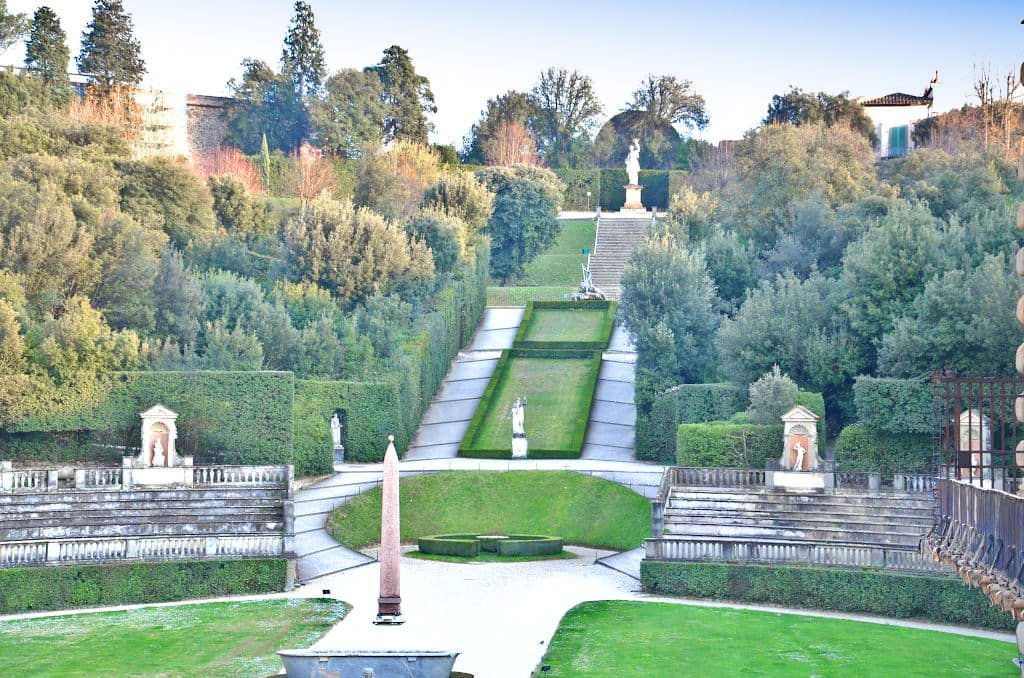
[0,599,347,678]
[472,356,594,451]
[519,219,596,286]
[519,308,608,343]
[407,550,576,564]
[487,286,572,306]
[538,601,1017,677]
[326,471,650,551]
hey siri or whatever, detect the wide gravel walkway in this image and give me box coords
[299,547,1014,678]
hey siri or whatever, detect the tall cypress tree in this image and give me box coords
[281,1,325,98]
[77,0,146,97]
[24,7,70,90]
[371,45,436,144]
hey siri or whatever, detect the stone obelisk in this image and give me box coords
[374,434,404,624]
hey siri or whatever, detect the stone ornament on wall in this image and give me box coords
[780,406,820,471]
[138,404,179,468]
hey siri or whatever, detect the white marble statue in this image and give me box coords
[511,398,526,437]
[152,438,165,467]
[792,441,806,471]
[625,138,641,185]
[330,413,342,448]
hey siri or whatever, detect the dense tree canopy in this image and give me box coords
[77,0,146,97]
[530,68,602,167]
[24,6,71,95]
[0,0,28,53]
[280,1,325,97]
[371,45,436,144]
[764,87,875,144]
[310,69,385,157]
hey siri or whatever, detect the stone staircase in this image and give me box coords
[589,217,651,300]
[664,488,933,549]
[0,487,287,541]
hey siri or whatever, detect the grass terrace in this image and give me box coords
[0,598,348,678]
[538,601,1016,677]
[326,471,650,551]
[459,349,601,458]
[513,300,616,350]
[487,219,597,306]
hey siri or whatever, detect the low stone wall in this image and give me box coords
[0,462,292,493]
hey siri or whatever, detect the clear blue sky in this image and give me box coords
[4,1,1023,145]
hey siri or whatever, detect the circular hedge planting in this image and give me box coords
[419,534,563,558]
[326,470,651,551]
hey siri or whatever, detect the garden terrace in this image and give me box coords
[512,300,617,350]
[458,349,602,459]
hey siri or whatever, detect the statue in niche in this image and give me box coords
[152,438,165,467]
[792,441,806,471]
[330,413,342,449]
[625,137,641,185]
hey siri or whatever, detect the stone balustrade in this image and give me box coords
[657,466,935,494]
[0,462,291,493]
[644,537,949,576]
[0,534,286,568]
[192,465,290,487]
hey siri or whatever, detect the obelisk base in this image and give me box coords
[621,184,645,214]
[374,596,405,625]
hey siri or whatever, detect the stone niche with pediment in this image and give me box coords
[125,404,192,486]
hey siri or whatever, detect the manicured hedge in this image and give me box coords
[418,533,563,557]
[637,383,747,464]
[640,560,1014,631]
[5,371,295,467]
[597,169,681,210]
[0,431,122,465]
[676,422,783,468]
[512,300,617,350]
[419,535,480,558]
[854,377,935,435]
[835,423,932,475]
[0,558,288,614]
[555,169,600,210]
[459,348,603,459]
[498,534,563,557]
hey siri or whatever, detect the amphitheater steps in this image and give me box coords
[663,487,932,550]
[588,217,651,300]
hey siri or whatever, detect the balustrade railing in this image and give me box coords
[0,535,286,568]
[6,469,50,492]
[76,467,123,488]
[645,537,948,575]
[671,466,766,487]
[0,462,290,493]
[192,465,289,486]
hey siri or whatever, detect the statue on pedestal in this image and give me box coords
[571,263,606,301]
[511,398,528,459]
[152,439,165,467]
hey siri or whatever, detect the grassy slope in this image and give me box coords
[487,220,596,305]
[0,599,347,678]
[326,471,650,551]
[473,357,594,450]
[539,601,1015,677]
[521,308,607,343]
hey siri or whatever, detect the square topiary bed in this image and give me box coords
[458,348,602,459]
[512,300,617,350]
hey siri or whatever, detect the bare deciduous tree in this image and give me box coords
[482,121,539,166]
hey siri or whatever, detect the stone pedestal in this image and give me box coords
[621,184,645,214]
[511,435,528,459]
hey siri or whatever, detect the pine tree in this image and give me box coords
[371,45,436,144]
[24,7,70,89]
[77,0,146,97]
[281,1,325,98]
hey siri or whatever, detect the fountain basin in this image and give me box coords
[277,649,460,678]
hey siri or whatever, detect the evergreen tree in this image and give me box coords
[281,1,325,97]
[24,7,70,91]
[0,0,28,54]
[260,134,272,193]
[77,0,146,97]
[370,45,436,143]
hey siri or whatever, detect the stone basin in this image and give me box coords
[277,649,460,678]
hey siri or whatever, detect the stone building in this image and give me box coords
[186,94,233,157]
[857,73,938,159]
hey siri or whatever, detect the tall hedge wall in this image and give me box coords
[637,383,747,463]
[640,560,1013,631]
[2,371,295,467]
[853,377,935,435]
[0,558,288,614]
[676,422,783,468]
[555,169,600,210]
[835,423,932,475]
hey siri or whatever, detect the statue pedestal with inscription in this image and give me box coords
[622,184,644,212]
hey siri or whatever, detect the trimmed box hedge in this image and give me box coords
[676,422,783,468]
[418,534,481,558]
[640,560,1014,631]
[459,348,603,459]
[497,534,563,557]
[512,300,617,350]
[418,533,562,557]
[854,377,935,435]
[835,423,932,475]
[0,558,288,614]
[555,169,601,210]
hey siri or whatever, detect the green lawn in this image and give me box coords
[471,355,595,452]
[487,286,572,306]
[539,601,1017,677]
[520,308,608,343]
[407,549,576,564]
[0,598,347,678]
[326,471,650,551]
[519,219,596,286]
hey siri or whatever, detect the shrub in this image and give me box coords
[0,558,288,614]
[795,390,827,443]
[554,169,600,210]
[676,422,783,468]
[853,376,935,435]
[835,423,931,474]
[640,560,1013,631]
[747,366,798,424]
[637,383,747,464]
[418,535,480,558]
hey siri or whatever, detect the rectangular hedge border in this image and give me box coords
[458,348,602,459]
[676,422,784,468]
[640,560,1014,631]
[0,558,288,614]
[512,300,617,351]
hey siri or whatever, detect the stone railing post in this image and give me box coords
[0,460,12,491]
[205,536,219,558]
[46,540,60,563]
[651,500,664,537]
[867,472,881,493]
[47,470,58,490]
[125,538,139,560]
[286,465,295,499]
[73,469,87,488]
